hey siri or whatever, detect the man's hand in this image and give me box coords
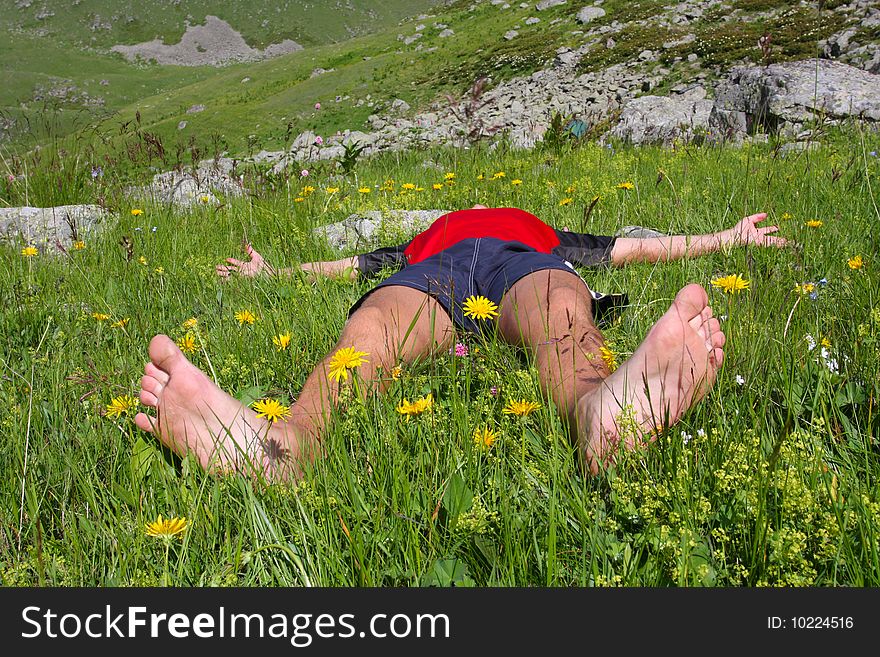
[725,213,791,248]
[216,243,272,279]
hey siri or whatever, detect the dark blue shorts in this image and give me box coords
[351,238,593,334]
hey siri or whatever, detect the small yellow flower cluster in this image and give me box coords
[473,426,497,450]
[235,309,257,325]
[396,393,433,416]
[106,395,138,419]
[462,295,499,320]
[711,274,749,294]
[252,398,291,423]
[328,347,369,382]
[145,514,188,538]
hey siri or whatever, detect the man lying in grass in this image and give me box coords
[135,206,788,479]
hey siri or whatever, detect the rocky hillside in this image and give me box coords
[2,0,878,153]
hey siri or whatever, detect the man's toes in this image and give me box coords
[674,284,709,319]
[140,389,159,407]
[145,361,170,385]
[148,334,185,371]
[135,412,156,433]
[141,374,163,397]
[712,347,724,367]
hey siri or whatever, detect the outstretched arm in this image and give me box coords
[609,213,790,266]
[216,243,358,281]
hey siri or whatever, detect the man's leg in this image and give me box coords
[135,286,453,479]
[290,286,454,439]
[498,270,725,473]
[498,269,609,424]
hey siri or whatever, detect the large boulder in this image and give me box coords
[610,88,712,144]
[315,210,448,252]
[0,205,108,247]
[710,60,880,138]
[138,158,245,207]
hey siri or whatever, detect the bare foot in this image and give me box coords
[135,335,301,479]
[577,284,725,474]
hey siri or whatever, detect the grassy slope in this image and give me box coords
[3,0,861,153]
[0,0,438,144]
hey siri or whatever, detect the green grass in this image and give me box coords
[2,125,879,586]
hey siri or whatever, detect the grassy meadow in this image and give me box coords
[2,123,879,587]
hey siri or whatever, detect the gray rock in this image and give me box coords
[576,7,606,24]
[186,104,206,114]
[390,98,411,114]
[139,159,244,208]
[779,141,821,155]
[615,225,668,239]
[0,205,109,247]
[438,29,454,38]
[504,30,519,40]
[536,0,566,10]
[177,120,187,130]
[525,17,541,25]
[611,92,713,144]
[315,210,449,252]
[711,60,880,137]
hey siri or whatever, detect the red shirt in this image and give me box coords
[403,207,561,265]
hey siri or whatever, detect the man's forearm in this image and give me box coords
[296,256,359,280]
[610,232,734,265]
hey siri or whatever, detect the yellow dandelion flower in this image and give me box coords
[273,333,292,351]
[138,256,148,265]
[358,186,371,194]
[711,274,750,294]
[251,398,291,423]
[616,181,635,190]
[445,172,455,180]
[391,365,403,380]
[781,212,793,220]
[106,395,137,419]
[130,209,143,216]
[154,267,164,275]
[559,197,572,206]
[199,195,211,203]
[401,183,416,190]
[328,347,369,382]
[565,185,576,193]
[145,515,188,539]
[820,337,831,349]
[177,333,197,354]
[182,317,198,330]
[397,393,433,416]
[473,426,498,450]
[294,197,305,203]
[848,255,863,270]
[73,240,86,250]
[491,171,505,179]
[432,183,443,190]
[326,186,340,193]
[503,399,540,416]
[235,309,257,325]
[92,312,111,321]
[111,318,130,329]
[462,295,499,320]
[511,179,523,186]
[599,345,618,372]
[302,185,316,194]
[21,246,38,257]
[805,220,823,228]
[477,174,485,180]
[794,282,815,296]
